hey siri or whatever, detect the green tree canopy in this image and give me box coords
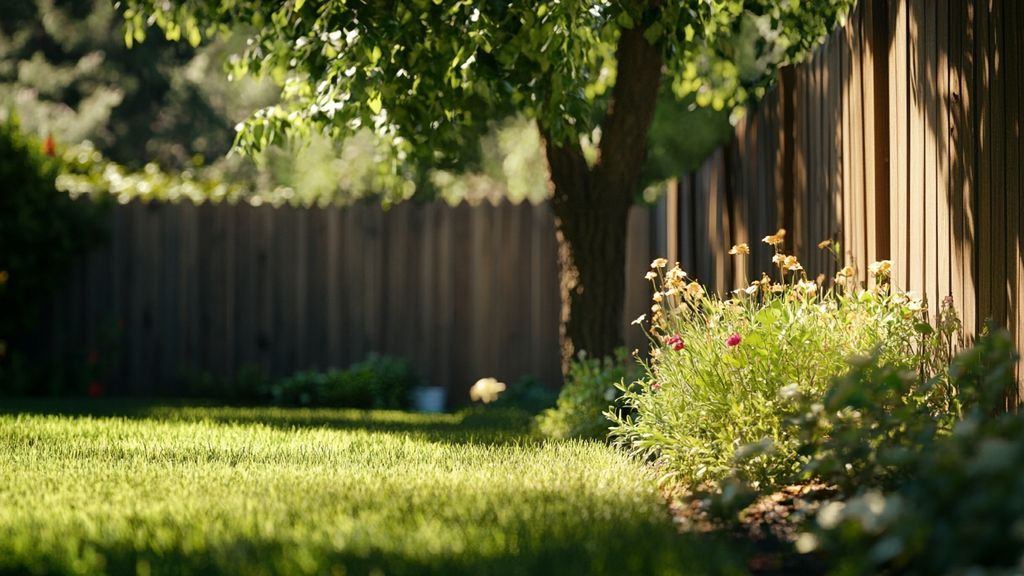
[122,0,851,168]
[120,0,855,366]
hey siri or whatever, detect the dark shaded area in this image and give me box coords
[0,516,746,576]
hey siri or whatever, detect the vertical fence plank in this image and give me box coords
[976,0,992,328]
[936,0,952,316]
[989,0,1007,329]
[1004,0,1022,396]
[908,0,926,296]
[924,0,939,311]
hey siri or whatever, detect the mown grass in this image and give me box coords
[0,401,743,575]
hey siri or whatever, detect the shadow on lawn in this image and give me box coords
[0,398,542,445]
[0,517,747,576]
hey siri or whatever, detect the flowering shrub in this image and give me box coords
[537,349,639,440]
[609,231,944,487]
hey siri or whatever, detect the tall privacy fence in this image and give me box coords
[661,0,1023,401]
[39,199,655,399]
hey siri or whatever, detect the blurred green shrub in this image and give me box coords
[489,375,558,415]
[184,364,271,403]
[268,354,419,410]
[0,117,104,394]
[536,349,639,440]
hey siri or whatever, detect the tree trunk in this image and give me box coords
[542,25,664,371]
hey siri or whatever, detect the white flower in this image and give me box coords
[469,377,506,404]
[631,314,646,326]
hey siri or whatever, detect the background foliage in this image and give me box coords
[0,117,105,394]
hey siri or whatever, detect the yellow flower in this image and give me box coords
[798,280,818,295]
[772,253,786,265]
[650,258,668,269]
[837,265,855,278]
[644,271,658,281]
[783,255,802,272]
[728,243,750,256]
[469,377,506,404]
[652,291,664,302]
[817,239,833,250]
[762,228,787,246]
[651,303,662,313]
[868,260,893,277]
[685,281,703,299]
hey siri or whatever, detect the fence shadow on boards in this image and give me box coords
[41,199,656,403]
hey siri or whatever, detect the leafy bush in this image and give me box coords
[0,117,105,394]
[609,236,943,487]
[787,308,962,495]
[537,348,639,440]
[268,354,419,410]
[796,327,1024,575]
[488,375,558,414]
[183,364,271,403]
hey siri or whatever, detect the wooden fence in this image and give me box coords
[662,0,1024,401]
[40,199,655,401]
[33,0,1023,402]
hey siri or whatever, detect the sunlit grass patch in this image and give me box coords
[0,402,741,575]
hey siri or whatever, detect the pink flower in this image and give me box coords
[726,333,742,348]
[651,381,662,392]
[663,334,685,351]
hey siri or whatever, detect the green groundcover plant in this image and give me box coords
[536,348,639,440]
[609,231,948,487]
[792,327,1024,575]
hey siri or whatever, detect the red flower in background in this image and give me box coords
[663,334,685,351]
[42,135,56,157]
[726,333,742,348]
[88,381,105,397]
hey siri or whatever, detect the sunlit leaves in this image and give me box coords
[119,0,854,172]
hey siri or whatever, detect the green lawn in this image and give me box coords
[0,401,742,575]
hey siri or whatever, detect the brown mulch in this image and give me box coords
[663,482,837,575]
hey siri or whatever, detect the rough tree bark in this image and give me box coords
[542,25,663,370]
